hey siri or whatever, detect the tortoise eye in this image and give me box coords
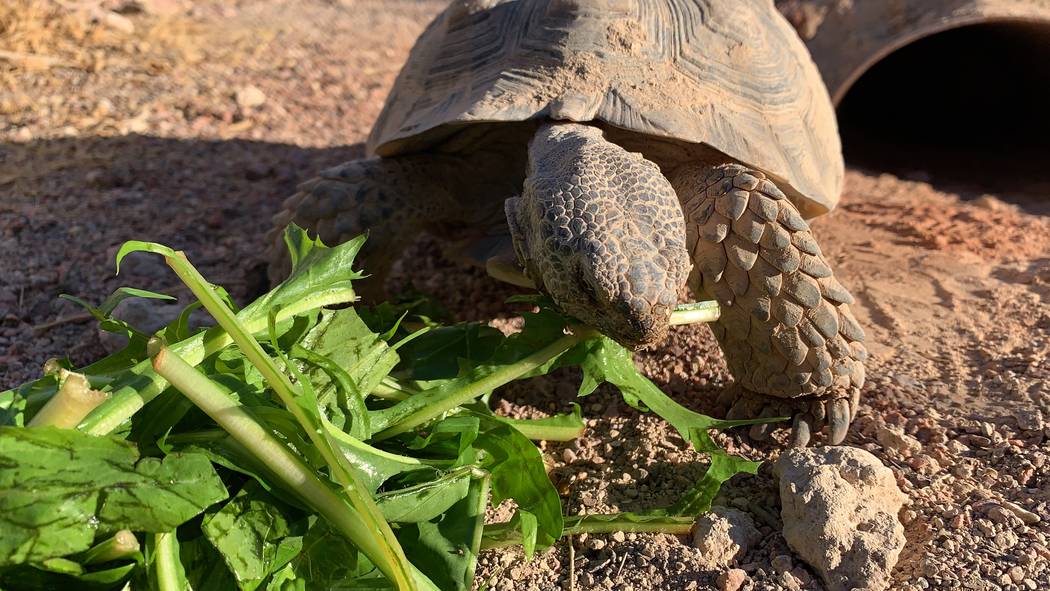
[577,276,599,305]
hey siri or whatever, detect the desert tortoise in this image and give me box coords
[270,0,867,445]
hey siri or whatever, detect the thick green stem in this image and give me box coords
[158,252,418,591]
[670,301,720,325]
[152,532,182,591]
[28,370,108,428]
[82,530,140,565]
[492,410,584,442]
[480,514,695,550]
[372,331,590,441]
[151,344,434,591]
[79,292,353,436]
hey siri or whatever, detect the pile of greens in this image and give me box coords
[0,227,763,590]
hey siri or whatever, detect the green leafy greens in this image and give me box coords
[0,226,769,590]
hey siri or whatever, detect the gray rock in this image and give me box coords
[691,507,761,568]
[775,446,908,591]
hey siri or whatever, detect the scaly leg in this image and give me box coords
[670,163,867,445]
[268,154,478,298]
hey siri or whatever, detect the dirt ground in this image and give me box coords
[1,2,1048,590]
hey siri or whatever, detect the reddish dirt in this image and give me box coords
[2,2,1048,591]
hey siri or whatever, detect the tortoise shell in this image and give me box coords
[368,0,843,216]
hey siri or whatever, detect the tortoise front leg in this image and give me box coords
[670,163,867,446]
[268,155,467,298]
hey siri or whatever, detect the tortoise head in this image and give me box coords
[506,122,689,349]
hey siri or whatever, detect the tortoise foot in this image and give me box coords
[719,386,859,447]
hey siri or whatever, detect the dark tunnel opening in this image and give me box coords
[836,21,1050,207]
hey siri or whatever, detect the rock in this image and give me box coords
[875,426,922,457]
[716,568,747,591]
[1014,408,1044,432]
[99,11,135,34]
[775,446,908,591]
[691,507,761,568]
[236,85,267,109]
[1001,500,1041,525]
[771,554,793,573]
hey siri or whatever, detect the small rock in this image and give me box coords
[611,531,625,543]
[771,554,793,573]
[691,507,762,568]
[908,454,940,475]
[1001,500,1041,525]
[876,426,922,457]
[100,11,135,34]
[775,446,908,591]
[1007,566,1025,584]
[986,504,1015,525]
[236,85,267,109]
[716,568,747,591]
[561,448,577,463]
[585,537,606,551]
[779,570,802,591]
[1007,409,1041,432]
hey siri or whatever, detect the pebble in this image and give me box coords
[716,569,747,591]
[779,570,802,591]
[1007,566,1025,583]
[236,85,267,109]
[876,426,923,457]
[986,504,1016,525]
[771,554,793,573]
[1002,501,1041,524]
[561,448,577,463]
[1014,408,1043,431]
[100,11,135,34]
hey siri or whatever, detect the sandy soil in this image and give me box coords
[1,2,1048,590]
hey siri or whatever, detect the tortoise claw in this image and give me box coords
[788,414,812,447]
[723,388,859,446]
[828,399,851,444]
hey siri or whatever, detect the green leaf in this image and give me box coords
[201,482,303,591]
[472,416,562,557]
[79,226,366,437]
[666,452,761,516]
[115,241,177,274]
[394,471,488,591]
[300,308,400,419]
[266,519,377,591]
[0,560,139,591]
[179,535,240,591]
[324,425,434,494]
[393,323,504,381]
[576,336,771,451]
[0,427,227,567]
[574,335,763,515]
[60,286,177,342]
[164,301,205,343]
[376,467,473,523]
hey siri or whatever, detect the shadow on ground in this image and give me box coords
[0,135,363,382]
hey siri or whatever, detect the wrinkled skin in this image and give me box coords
[505,122,690,348]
